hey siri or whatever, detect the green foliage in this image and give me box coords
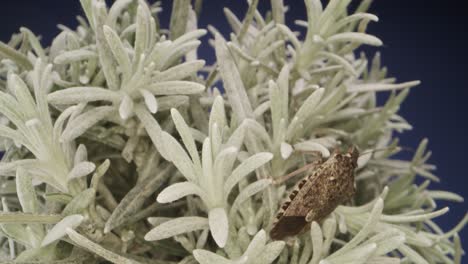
[0,0,465,263]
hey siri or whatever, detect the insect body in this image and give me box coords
[270,147,359,240]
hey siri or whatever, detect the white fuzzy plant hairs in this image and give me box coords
[0,0,466,263]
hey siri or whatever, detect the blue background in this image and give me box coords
[1,0,466,242]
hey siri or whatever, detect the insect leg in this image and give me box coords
[296,150,324,156]
[272,159,323,185]
[305,209,317,222]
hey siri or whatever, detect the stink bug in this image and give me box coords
[270,147,359,240]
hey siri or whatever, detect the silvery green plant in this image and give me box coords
[0,0,465,263]
[145,96,273,248]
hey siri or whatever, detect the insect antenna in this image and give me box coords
[359,146,414,157]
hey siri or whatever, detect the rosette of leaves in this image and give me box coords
[144,96,273,248]
[47,0,206,149]
[0,60,98,193]
[0,60,114,261]
[217,0,421,182]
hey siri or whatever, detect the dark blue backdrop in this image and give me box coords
[1,0,466,241]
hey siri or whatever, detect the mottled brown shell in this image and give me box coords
[270,147,359,240]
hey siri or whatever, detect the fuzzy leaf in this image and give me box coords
[224,122,246,150]
[213,147,238,183]
[119,94,134,120]
[169,0,190,40]
[103,25,132,83]
[209,96,227,136]
[327,32,383,46]
[287,87,325,140]
[0,213,62,224]
[244,229,267,257]
[0,41,32,69]
[41,214,84,247]
[147,81,205,95]
[348,81,421,93]
[253,241,285,264]
[16,167,38,213]
[54,49,97,65]
[155,60,205,82]
[319,51,357,76]
[134,104,170,160]
[92,0,120,90]
[66,228,141,264]
[134,3,151,64]
[331,198,384,258]
[310,221,324,264]
[294,141,330,158]
[224,153,273,197]
[171,108,202,169]
[214,33,253,121]
[67,161,96,180]
[144,217,208,241]
[162,132,197,182]
[8,74,36,117]
[230,179,271,216]
[193,249,231,264]
[48,87,120,105]
[208,208,229,248]
[104,166,171,233]
[74,144,88,165]
[61,106,114,142]
[140,89,158,114]
[280,142,293,160]
[62,188,96,216]
[157,182,205,203]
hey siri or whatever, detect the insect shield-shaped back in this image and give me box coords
[270,147,359,240]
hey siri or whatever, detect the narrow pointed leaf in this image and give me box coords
[92,0,120,90]
[294,141,330,158]
[244,229,267,257]
[67,228,141,264]
[193,249,231,264]
[0,213,62,224]
[16,167,38,213]
[230,179,271,216]
[48,87,120,105]
[61,106,114,142]
[67,161,96,180]
[171,108,201,168]
[41,214,84,247]
[208,208,229,248]
[214,33,253,121]
[62,188,96,216]
[224,153,273,197]
[147,81,205,95]
[104,166,171,233]
[157,182,205,203]
[162,132,196,182]
[103,25,132,82]
[254,241,285,264]
[0,41,32,70]
[144,217,208,241]
[327,32,383,46]
[155,60,205,82]
[140,89,158,114]
[119,94,134,120]
[54,49,97,65]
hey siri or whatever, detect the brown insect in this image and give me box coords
[270,146,359,240]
